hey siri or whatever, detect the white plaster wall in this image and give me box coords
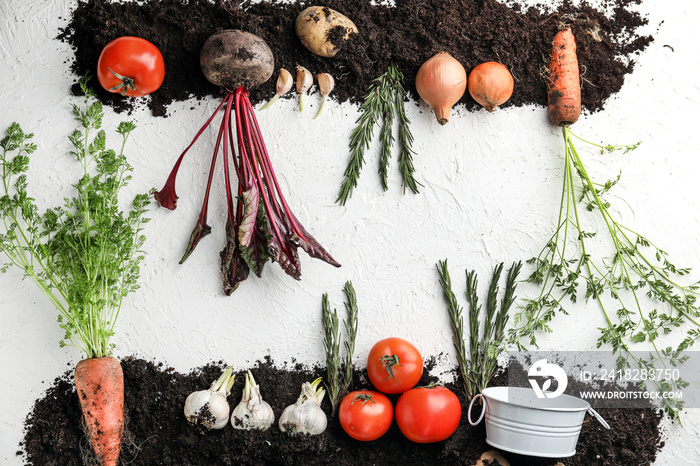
[1,0,699,464]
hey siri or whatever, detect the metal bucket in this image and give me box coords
[468,387,609,458]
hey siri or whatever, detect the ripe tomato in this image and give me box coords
[338,390,393,441]
[395,385,461,443]
[97,36,165,97]
[367,337,423,394]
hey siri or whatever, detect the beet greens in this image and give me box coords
[155,88,340,294]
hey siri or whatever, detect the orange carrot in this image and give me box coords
[74,356,124,466]
[547,27,581,127]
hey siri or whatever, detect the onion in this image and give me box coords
[415,52,467,125]
[467,62,514,112]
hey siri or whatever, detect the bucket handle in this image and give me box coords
[587,407,611,430]
[467,393,486,426]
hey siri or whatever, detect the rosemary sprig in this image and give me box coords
[509,126,699,419]
[322,293,341,411]
[438,260,521,400]
[394,74,420,195]
[337,63,420,204]
[341,281,359,399]
[322,281,359,414]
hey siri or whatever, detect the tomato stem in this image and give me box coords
[351,394,375,405]
[380,354,403,383]
[107,68,137,96]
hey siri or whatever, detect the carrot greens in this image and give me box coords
[509,127,699,419]
[0,76,150,359]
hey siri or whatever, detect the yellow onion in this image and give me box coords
[415,52,467,125]
[467,62,514,112]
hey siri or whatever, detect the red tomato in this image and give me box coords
[338,390,393,441]
[395,385,461,443]
[97,36,165,97]
[367,337,423,394]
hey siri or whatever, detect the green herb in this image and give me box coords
[322,281,359,414]
[0,75,150,359]
[337,63,420,205]
[438,260,521,400]
[508,126,699,419]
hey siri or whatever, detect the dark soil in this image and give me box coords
[21,356,664,465]
[58,0,652,116]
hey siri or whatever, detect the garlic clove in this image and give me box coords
[259,68,294,111]
[314,73,335,119]
[316,73,334,96]
[277,68,294,95]
[296,66,313,111]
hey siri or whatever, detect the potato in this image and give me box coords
[295,6,358,58]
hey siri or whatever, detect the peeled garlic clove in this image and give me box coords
[314,73,335,119]
[296,66,313,112]
[260,68,294,111]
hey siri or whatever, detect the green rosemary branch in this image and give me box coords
[322,293,341,411]
[337,63,419,204]
[322,280,360,414]
[438,260,521,400]
[437,260,470,401]
[341,281,359,400]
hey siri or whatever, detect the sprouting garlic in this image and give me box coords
[184,366,235,430]
[296,66,313,112]
[313,73,335,119]
[279,377,327,436]
[259,68,293,110]
[230,370,275,431]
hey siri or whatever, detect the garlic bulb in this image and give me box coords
[279,377,327,435]
[259,68,293,110]
[296,66,313,112]
[184,366,235,430]
[314,73,335,119]
[231,370,275,431]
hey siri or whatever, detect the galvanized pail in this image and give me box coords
[468,387,609,458]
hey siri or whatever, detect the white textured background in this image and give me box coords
[1,0,700,464]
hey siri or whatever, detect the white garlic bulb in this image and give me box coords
[231,370,275,431]
[279,377,327,436]
[184,366,235,430]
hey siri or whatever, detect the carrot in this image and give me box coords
[547,26,581,127]
[74,356,124,466]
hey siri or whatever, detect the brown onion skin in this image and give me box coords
[415,52,467,125]
[467,62,514,112]
[200,30,274,91]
